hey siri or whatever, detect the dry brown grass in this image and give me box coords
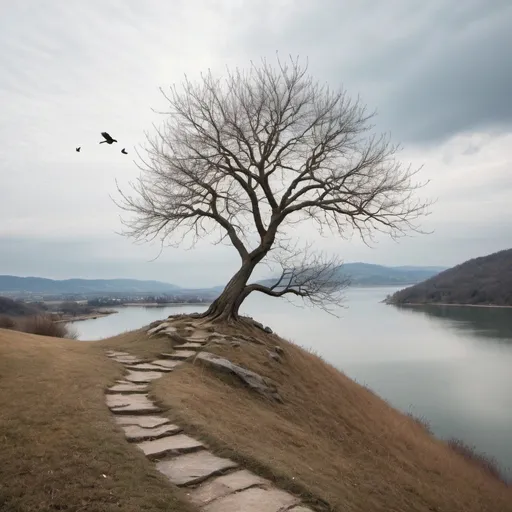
[447,438,508,485]
[0,315,16,329]
[0,314,78,339]
[0,328,198,512]
[139,316,512,512]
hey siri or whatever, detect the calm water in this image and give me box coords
[75,286,512,479]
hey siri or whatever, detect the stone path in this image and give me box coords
[104,321,314,512]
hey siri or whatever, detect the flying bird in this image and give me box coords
[99,132,117,144]
[121,148,128,154]
[76,147,81,152]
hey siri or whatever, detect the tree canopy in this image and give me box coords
[117,56,430,322]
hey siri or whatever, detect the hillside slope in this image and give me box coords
[0,329,196,512]
[387,248,512,306]
[101,318,512,512]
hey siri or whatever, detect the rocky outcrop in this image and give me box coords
[195,351,283,402]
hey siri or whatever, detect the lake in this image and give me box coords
[75,286,512,480]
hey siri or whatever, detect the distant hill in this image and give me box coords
[387,248,512,306]
[0,276,182,295]
[257,263,446,288]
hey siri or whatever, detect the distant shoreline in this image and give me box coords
[387,302,512,309]
[121,302,211,307]
[55,310,118,323]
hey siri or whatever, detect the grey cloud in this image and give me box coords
[231,0,512,146]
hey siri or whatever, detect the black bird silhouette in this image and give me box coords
[76,147,81,152]
[99,132,117,144]
[121,148,128,154]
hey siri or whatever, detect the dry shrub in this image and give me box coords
[407,412,433,434]
[0,315,16,329]
[19,315,78,339]
[447,438,509,485]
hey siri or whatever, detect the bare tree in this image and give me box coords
[116,56,431,323]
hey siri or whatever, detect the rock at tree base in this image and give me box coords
[156,451,238,486]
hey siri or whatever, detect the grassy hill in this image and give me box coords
[2,317,507,512]
[387,248,512,306]
[0,329,195,512]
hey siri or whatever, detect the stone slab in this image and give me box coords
[150,359,183,370]
[288,507,315,512]
[111,356,146,364]
[107,382,148,394]
[196,352,282,402]
[137,434,204,459]
[122,423,182,441]
[202,487,300,512]
[125,363,173,372]
[147,322,174,336]
[187,469,269,506]
[161,350,197,360]
[106,350,130,357]
[106,393,160,414]
[124,370,165,383]
[114,415,170,428]
[156,451,238,486]
[173,343,205,350]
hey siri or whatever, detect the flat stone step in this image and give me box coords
[187,469,270,507]
[150,359,184,370]
[111,356,147,364]
[121,423,182,442]
[288,507,315,512]
[160,350,197,360]
[124,370,165,383]
[173,343,205,350]
[106,350,131,357]
[156,451,238,486]
[137,434,204,459]
[107,382,148,394]
[201,486,300,512]
[114,415,171,428]
[125,363,173,372]
[106,394,160,414]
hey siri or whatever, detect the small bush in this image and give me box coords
[407,412,433,434]
[18,315,78,339]
[0,315,16,329]
[447,438,509,485]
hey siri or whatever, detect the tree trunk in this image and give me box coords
[201,260,257,323]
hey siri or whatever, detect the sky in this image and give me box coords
[1,0,511,287]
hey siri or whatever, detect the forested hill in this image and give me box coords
[387,248,512,306]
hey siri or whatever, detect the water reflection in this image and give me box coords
[394,304,512,344]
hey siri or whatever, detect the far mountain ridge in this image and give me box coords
[0,262,447,297]
[254,262,446,288]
